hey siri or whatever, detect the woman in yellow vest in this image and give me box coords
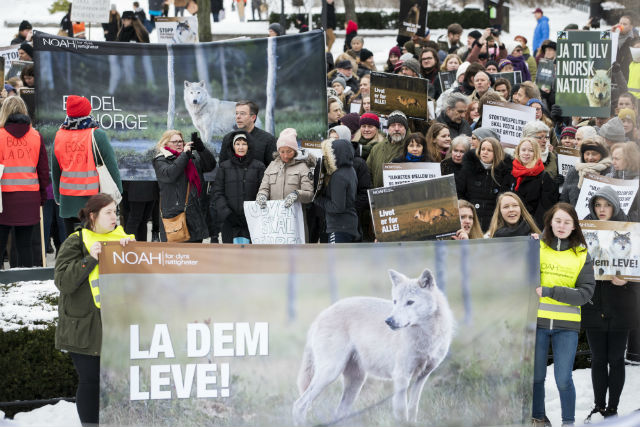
[532,202,595,427]
[54,194,134,425]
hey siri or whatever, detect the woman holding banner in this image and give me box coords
[532,203,595,427]
[582,186,637,421]
[606,142,640,221]
[54,194,135,425]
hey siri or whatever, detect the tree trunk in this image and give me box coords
[343,0,356,25]
[265,37,277,135]
[167,45,175,130]
[198,0,212,42]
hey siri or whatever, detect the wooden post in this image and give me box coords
[40,206,46,267]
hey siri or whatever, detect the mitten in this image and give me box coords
[256,193,267,209]
[191,132,205,152]
[550,104,563,121]
[283,191,299,208]
[554,173,565,187]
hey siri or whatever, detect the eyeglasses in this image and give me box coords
[169,139,184,144]
[236,112,250,117]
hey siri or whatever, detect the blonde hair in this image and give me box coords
[458,199,484,239]
[476,137,505,183]
[487,192,541,237]
[440,53,462,71]
[156,130,184,152]
[514,137,541,166]
[610,142,640,173]
[0,96,28,128]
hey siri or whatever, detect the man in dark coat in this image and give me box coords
[11,21,32,45]
[436,92,472,138]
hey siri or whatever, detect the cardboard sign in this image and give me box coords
[382,162,441,187]
[489,71,523,86]
[244,200,306,244]
[481,100,536,147]
[536,59,555,92]
[398,0,429,38]
[6,60,32,80]
[18,87,35,121]
[0,45,19,74]
[155,17,199,44]
[368,175,460,241]
[556,147,580,177]
[70,0,111,23]
[576,173,639,219]
[580,220,640,281]
[555,30,612,118]
[370,71,429,120]
[438,71,456,93]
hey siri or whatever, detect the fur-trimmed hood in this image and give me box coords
[270,147,317,168]
[322,139,353,175]
[156,146,176,159]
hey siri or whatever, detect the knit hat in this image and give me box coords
[472,127,500,141]
[66,95,92,117]
[456,61,471,80]
[618,108,636,126]
[360,48,374,62]
[580,139,609,161]
[402,58,420,76]
[340,113,360,135]
[504,40,520,55]
[389,46,402,58]
[564,23,579,31]
[277,128,299,151]
[541,41,557,53]
[19,21,32,32]
[121,10,137,20]
[332,76,346,89]
[359,112,380,128]
[19,42,33,59]
[514,35,527,45]
[330,125,352,142]
[498,59,513,70]
[485,60,499,71]
[399,53,414,62]
[468,30,482,42]
[346,20,358,35]
[335,60,352,70]
[526,98,543,107]
[598,117,626,142]
[560,126,577,139]
[268,23,283,36]
[387,110,408,130]
[232,132,248,144]
[4,84,15,94]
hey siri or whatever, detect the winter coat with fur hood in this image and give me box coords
[315,139,359,239]
[153,146,216,242]
[352,128,387,161]
[257,149,316,203]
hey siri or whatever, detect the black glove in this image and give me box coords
[191,132,205,152]
[611,61,621,75]
[554,173,565,187]
[550,104,563,122]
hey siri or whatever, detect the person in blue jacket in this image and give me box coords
[532,8,549,55]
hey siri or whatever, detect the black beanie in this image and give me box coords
[19,21,32,32]
[387,110,408,131]
[360,48,374,62]
[19,42,33,59]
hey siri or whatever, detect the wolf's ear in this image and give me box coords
[388,269,406,287]
[184,81,190,88]
[198,80,205,87]
[417,269,435,288]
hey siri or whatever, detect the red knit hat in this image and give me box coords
[66,95,91,117]
[360,112,380,128]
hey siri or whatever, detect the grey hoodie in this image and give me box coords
[585,185,628,221]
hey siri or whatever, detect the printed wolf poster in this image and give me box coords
[31,31,327,180]
[98,239,538,427]
[397,0,428,38]
[580,220,640,281]
[555,30,612,117]
[370,71,429,120]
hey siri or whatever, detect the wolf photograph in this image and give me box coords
[98,239,538,427]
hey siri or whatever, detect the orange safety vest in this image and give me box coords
[0,127,41,192]
[54,128,99,197]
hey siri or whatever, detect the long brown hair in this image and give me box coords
[458,199,484,239]
[78,194,117,231]
[541,202,587,252]
[425,122,448,162]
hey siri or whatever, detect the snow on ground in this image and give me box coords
[0,401,80,427]
[0,279,57,331]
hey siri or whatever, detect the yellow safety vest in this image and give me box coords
[538,241,587,329]
[629,62,640,100]
[74,226,133,309]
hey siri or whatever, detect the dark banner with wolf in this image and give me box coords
[370,71,429,120]
[397,0,428,38]
[98,239,538,426]
[555,30,612,118]
[32,31,327,180]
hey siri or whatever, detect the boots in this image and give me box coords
[584,406,605,423]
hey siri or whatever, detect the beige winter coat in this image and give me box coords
[257,149,317,202]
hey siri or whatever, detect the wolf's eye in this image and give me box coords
[406,300,414,306]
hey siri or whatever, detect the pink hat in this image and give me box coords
[277,128,299,151]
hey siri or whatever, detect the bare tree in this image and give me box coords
[197,0,212,42]
[344,0,356,24]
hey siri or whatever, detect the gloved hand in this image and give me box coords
[256,193,267,209]
[611,61,621,75]
[554,173,565,187]
[191,132,205,152]
[283,191,299,208]
[550,105,563,122]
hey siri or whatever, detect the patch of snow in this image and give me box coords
[0,401,80,426]
[0,280,57,331]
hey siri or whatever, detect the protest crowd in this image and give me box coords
[1,1,640,426]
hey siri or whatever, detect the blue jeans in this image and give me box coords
[532,327,578,423]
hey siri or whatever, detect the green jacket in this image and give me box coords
[366,136,405,188]
[51,128,123,219]
[54,231,101,356]
[523,47,538,81]
[353,129,387,161]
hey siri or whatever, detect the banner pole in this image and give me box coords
[40,206,46,267]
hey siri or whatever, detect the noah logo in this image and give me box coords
[113,251,162,265]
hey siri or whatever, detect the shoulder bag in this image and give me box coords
[161,182,191,242]
[92,130,123,204]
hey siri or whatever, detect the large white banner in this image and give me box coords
[576,173,639,219]
[482,101,536,148]
[382,162,441,187]
[243,200,305,244]
[556,147,580,177]
[70,0,111,23]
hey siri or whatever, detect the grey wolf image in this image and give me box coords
[183,81,238,142]
[292,268,454,424]
[414,207,454,224]
[584,231,609,276]
[586,69,611,108]
[610,231,631,259]
[173,21,198,44]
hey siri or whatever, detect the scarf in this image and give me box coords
[511,158,544,191]
[405,152,425,162]
[60,115,100,130]
[574,157,612,188]
[540,146,549,163]
[165,146,202,196]
[493,219,533,238]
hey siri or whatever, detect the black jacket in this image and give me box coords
[315,139,359,239]
[351,142,371,214]
[219,126,277,168]
[455,150,512,231]
[440,157,463,177]
[436,110,472,139]
[502,165,559,229]
[493,219,534,238]
[153,147,216,242]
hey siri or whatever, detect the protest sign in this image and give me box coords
[18,87,35,121]
[70,0,110,23]
[155,17,199,44]
[556,147,579,177]
[368,175,459,241]
[98,238,537,427]
[0,57,4,87]
[243,200,306,244]
[300,140,322,160]
[0,45,19,74]
[33,31,327,180]
[481,100,536,147]
[555,30,612,118]
[576,173,639,219]
[535,59,555,92]
[438,71,456,92]
[370,71,429,120]
[382,162,441,187]
[580,220,640,281]
[397,0,428,38]
[489,71,522,86]
[6,60,32,80]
